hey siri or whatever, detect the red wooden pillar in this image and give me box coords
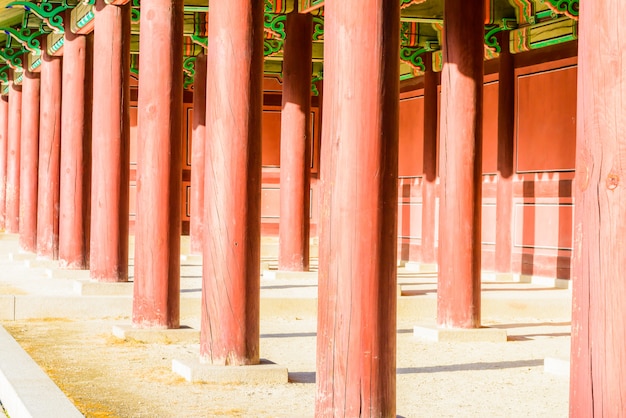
[495,31,514,274]
[132,0,183,328]
[437,0,484,329]
[5,77,22,234]
[18,70,40,252]
[36,41,62,259]
[278,12,313,272]
[0,95,8,230]
[59,23,93,269]
[190,52,207,255]
[420,54,439,265]
[316,1,399,415]
[570,1,626,414]
[200,0,263,365]
[90,1,130,281]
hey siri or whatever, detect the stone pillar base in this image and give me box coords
[172,358,288,384]
[404,262,438,273]
[262,270,317,280]
[413,325,507,343]
[112,325,199,344]
[74,280,132,295]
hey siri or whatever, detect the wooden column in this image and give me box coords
[0,95,8,231]
[90,1,130,281]
[132,0,183,328]
[278,12,313,272]
[5,78,22,234]
[316,1,399,416]
[437,0,484,328]
[570,1,626,415]
[495,31,514,274]
[36,41,62,259]
[200,0,263,365]
[190,52,207,255]
[18,70,40,253]
[420,54,439,265]
[59,23,93,269]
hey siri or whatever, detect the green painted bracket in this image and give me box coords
[484,18,517,54]
[183,56,196,75]
[311,72,322,96]
[264,13,286,40]
[129,53,138,75]
[7,1,68,34]
[264,39,283,57]
[312,16,323,41]
[400,42,437,73]
[131,0,139,23]
[545,0,579,19]
[400,47,427,73]
[190,34,207,48]
[400,0,421,8]
[265,0,294,14]
[0,26,45,54]
[0,66,9,84]
[0,46,24,70]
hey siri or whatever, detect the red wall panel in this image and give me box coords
[516,66,577,173]
[482,81,499,174]
[262,108,282,167]
[398,95,424,177]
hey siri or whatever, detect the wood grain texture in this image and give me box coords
[190,53,207,255]
[0,96,8,230]
[5,79,21,233]
[89,1,130,281]
[570,1,626,415]
[437,0,484,329]
[36,40,62,260]
[132,0,183,329]
[315,1,399,415]
[18,71,40,253]
[59,23,93,269]
[278,12,313,272]
[495,31,514,273]
[200,0,263,365]
[421,55,438,265]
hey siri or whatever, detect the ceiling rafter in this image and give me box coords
[0,0,581,93]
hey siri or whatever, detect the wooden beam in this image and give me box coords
[189,52,206,255]
[18,69,39,253]
[570,0,626,415]
[36,37,62,260]
[201,0,264,365]
[59,15,93,269]
[278,12,313,272]
[437,0,484,328]
[5,75,21,234]
[89,0,130,282]
[132,0,184,329]
[316,0,399,415]
[0,95,8,230]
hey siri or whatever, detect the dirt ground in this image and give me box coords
[1,315,570,417]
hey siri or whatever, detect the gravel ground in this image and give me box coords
[1,316,570,417]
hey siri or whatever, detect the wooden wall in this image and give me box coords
[127,76,322,238]
[126,42,577,281]
[398,42,578,280]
